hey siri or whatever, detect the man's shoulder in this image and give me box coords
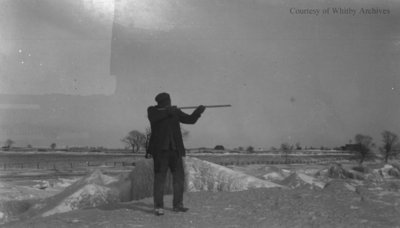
[147,105,161,113]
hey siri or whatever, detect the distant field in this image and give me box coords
[0,150,354,171]
[0,152,140,170]
[194,153,354,166]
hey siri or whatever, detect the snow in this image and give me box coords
[3,158,400,224]
[82,169,117,185]
[42,183,117,217]
[343,183,356,192]
[185,157,285,192]
[280,172,327,189]
[9,170,122,218]
[380,164,397,179]
[263,172,285,181]
[57,178,81,188]
[4,157,285,219]
[297,173,326,189]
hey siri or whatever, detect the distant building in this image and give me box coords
[214,145,225,150]
[342,144,361,151]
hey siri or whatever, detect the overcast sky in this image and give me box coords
[0,0,399,149]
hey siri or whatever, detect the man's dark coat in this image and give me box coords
[147,106,201,157]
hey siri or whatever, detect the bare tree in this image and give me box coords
[295,142,302,150]
[4,139,15,150]
[214,145,225,150]
[50,143,56,150]
[246,146,254,153]
[354,134,374,164]
[280,142,292,163]
[121,130,146,153]
[380,130,399,163]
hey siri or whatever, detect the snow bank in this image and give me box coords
[375,164,400,179]
[365,170,384,182]
[20,169,120,218]
[280,172,326,189]
[263,172,286,181]
[5,157,284,220]
[390,161,400,171]
[41,183,119,217]
[185,157,285,192]
[327,163,354,179]
[125,157,284,200]
[318,163,400,183]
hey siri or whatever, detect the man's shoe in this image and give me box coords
[155,208,164,216]
[173,207,189,212]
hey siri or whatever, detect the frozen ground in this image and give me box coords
[1,159,400,228]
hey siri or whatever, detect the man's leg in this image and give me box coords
[170,154,187,211]
[153,153,169,213]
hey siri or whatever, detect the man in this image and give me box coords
[147,92,206,216]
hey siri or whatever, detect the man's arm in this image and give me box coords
[178,105,206,124]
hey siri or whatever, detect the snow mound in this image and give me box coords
[327,163,353,179]
[365,170,384,182]
[319,163,399,183]
[5,157,285,221]
[185,157,285,192]
[263,172,286,181]
[42,183,119,217]
[280,172,326,189]
[262,166,290,181]
[390,161,400,171]
[56,178,81,188]
[125,157,286,200]
[378,164,400,179]
[21,169,120,218]
[74,169,118,186]
[361,164,400,181]
[227,164,282,181]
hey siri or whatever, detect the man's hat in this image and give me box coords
[155,92,170,104]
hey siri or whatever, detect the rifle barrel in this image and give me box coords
[179,104,232,110]
[157,104,231,110]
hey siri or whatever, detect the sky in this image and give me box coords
[0,0,399,149]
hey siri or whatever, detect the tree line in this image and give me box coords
[121,127,189,153]
[3,129,399,164]
[120,129,400,164]
[353,130,399,164]
[271,130,399,164]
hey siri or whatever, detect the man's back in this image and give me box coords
[147,105,203,157]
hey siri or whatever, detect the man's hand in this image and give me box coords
[194,105,206,115]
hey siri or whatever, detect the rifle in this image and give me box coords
[158,104,231,110]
